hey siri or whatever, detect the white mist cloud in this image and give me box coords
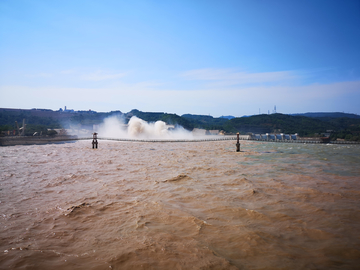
[98,115,127,138]
[97,116,194,140]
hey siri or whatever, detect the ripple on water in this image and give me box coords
[0,140,359,269]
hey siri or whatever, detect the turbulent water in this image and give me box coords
[0,140,359,269]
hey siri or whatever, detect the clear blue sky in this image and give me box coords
[1,0,360,117]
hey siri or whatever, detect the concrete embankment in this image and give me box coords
[0,136,78,146]
[249,138,360,144]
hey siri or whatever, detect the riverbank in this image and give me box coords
[0,135,78,146]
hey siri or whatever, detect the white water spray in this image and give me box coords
[98,116,194,140]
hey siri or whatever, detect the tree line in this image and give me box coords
[1,109,359,141]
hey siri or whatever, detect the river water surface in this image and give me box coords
[1,140,360,269]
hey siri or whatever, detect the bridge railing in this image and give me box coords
[77,136,359,144]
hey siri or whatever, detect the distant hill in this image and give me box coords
[290,112,360,119]
[0,108,123,133]
[219,115,235,120]
[223,113,360,140]
[224,113,333,135]
[181,114,229,130]
[181,114,214,120]
[1,108,359,140]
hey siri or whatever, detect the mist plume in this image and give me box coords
[98,116,194,140]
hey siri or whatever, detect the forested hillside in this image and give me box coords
[1,108,359,140]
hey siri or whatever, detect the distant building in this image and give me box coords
[208,130,220,135]
[192,128,207,136]
[63,106,74,113]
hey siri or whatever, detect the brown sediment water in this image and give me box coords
[0,140,359,269]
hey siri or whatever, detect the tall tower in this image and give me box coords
[274,105,276,114]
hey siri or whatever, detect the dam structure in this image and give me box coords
[249,133,360,144]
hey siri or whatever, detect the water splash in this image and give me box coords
[99,116,194,140]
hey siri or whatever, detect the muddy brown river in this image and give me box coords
[1,140,359,269]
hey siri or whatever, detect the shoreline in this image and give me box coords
[0,135,78,146]
[1,135,359,146]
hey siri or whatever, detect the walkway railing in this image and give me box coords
[1,135,359,145]
[77,136,238,142]
[76,136,360,144]
[246,138,360,144]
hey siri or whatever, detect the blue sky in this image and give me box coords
[1,0,360,117]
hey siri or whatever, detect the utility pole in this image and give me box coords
[15,121,20,136]
[236,133,240,152]
[21,119,26,136]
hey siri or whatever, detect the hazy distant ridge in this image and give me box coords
[290,112,360,119]
[1,108,360,140]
